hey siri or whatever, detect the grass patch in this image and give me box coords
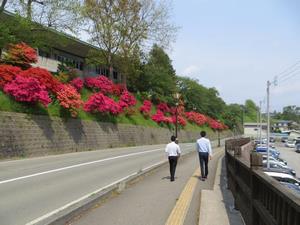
[0,90,215,132]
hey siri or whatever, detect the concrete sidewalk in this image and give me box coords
[199,157,244,225]
[68,148,244,225]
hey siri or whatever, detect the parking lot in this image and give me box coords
[273,142,300,177]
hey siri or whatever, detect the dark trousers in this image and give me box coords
[198,152,209,178]
[168,156,178,181]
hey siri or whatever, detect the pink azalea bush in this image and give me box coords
[20,67,62,93]
[112,83,125,96]
[4,75,51,107]
[56,84,83,117]
[172,115,187,126]
[119,90,137,109]
[85,75,113,94]
[139,100,152,117]
[0,64,22,88]
[185,111,207,126]
[157,102,170,113]
[207,117,225,130]
[84,92,122,115]
[70,77,84,91]
[151,110,173,124]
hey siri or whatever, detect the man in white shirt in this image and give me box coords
[196,131,212,181]
[165,135,181,182]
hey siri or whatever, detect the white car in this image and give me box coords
[264,171,300,185]
[285,141,295,148]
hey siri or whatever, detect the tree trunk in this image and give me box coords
[26,0,33,20]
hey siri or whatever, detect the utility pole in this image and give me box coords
[256,105,259,140]
[266,81,271,169]
[259,100,262,145]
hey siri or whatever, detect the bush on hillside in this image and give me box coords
[0,64,22,88]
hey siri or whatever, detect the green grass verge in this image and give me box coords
[0,89,214,132]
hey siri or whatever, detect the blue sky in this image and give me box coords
[169,0,300,112]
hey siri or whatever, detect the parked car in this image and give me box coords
[256,146,280,158]
[264,171,300,184]
[281,136,288,143]
[263,168,296,177]
[269,137,276,143]
[296,144,300,153]
[264,171,300,195]
[261,154,287,165]
[285,141,295,148]
[263,161,296,176]
[280,182,300,195]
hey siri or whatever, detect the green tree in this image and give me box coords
[244,99,258,122]
[136,44,176,102]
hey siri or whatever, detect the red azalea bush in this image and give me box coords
[119,90,137,109]
[157,102,170,113]
[56,84,83,117]
[151,110,174,124]
[185,111,207,126]
[4,75,51,107]
[85,75,113,94]
[0,64,22,88]
[172,115,187,126]
[112,83,125,96]
[70,77,84,91]
[2,42,37,69]
[84,92,121,115]
[20,67,62,93]
[207,117,224,130]
[139,100,152,117]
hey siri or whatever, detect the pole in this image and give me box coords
[256,105,259,140]
[267,81,271,169]
[218,130,220,147]
[259,100,262,145]
[175,103,178,138]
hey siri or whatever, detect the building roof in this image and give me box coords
[2,10,102,59]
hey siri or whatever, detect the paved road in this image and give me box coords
[0,143,197,225]
[69,147,226,225]
[274,142,300,176]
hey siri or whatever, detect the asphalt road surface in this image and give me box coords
[274,142,300,176]
[0,142,198,225]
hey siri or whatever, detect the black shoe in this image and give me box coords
[201,177,205,181]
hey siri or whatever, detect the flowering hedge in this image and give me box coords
[20,67,62,93]
[56,84,83,117]
[70,77,84,91]
[140,100,152,117]
[112,83,125,96]
[2,42,37,69]
[0,65,22,88]
[119,90,137,109]
[151,110,173,124]
[85,75,113,94]
[4,75,51,107]
[172,115,187,126]
[84,92,122,115]
[157,102,170,113]
[185,111,207,126]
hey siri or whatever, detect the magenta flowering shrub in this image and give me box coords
[4,75,51,107]
[119,90,137,109]
[139,100,152,117]
[70,77,84,91]
[151,110,173,124]
[84,92,122,115]
[172,115,187,126]
[0,64,22,88]
[157,102,170,113]
[85,75,113,94]
[185,111,207,126]
[112,83,125,96]
[56,84,83,117]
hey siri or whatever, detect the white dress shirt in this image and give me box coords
[165,142,181,156]
[196,137,212,156]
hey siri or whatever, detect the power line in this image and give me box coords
[276,60,300,80]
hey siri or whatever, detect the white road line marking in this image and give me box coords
[25,159,168,225]
[0,148,164,185]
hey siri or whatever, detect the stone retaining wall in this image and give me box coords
[0,111,230,158]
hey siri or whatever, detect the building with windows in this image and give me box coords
[243,122,267,138]
[1,10,122,83]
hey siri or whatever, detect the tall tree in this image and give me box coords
[83,0,177,82]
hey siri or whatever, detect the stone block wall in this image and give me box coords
[0,111,230,158]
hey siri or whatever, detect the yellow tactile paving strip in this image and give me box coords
[165,168,200,225]
[165,149,223,225]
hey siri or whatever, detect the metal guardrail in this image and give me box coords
[225,138,300,225]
